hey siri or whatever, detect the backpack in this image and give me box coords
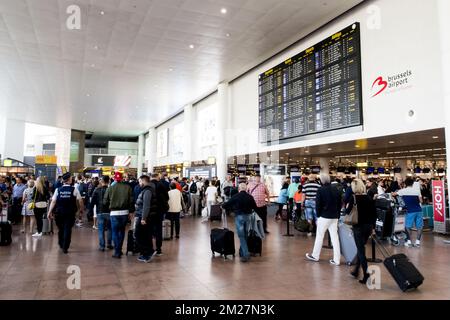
[189,182,198,194]
[223,186,232,197]
[79,182,88,198]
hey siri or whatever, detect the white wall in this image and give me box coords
[108,141,138,155]
[228,0,444,156]
[2,119,25,161]
[192,92,218,161]
[155,113,185,166]
[0,115,6,161]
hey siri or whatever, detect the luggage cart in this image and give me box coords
[389,206,407,246]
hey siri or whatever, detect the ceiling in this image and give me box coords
[229,128,447,166]
[0,0,363,136]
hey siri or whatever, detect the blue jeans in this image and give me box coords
[304,199,317,222]
[97,213,112,249]
[110,215,128,256]
[235,214,251,259]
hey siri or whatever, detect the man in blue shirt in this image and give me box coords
[11,177,27,224]
[395,177,423,248]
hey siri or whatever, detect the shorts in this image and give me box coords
[405,211,423,229]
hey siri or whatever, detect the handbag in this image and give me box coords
[344,195,358,225]
[27,188,37,211]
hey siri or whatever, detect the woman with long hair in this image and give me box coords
[21,179,35,233]
[275,182,289,221]
[32,177,50,237]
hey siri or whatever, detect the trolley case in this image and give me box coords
[374,236,424,292]
[247,229,262,256]
[126,229,138,255]
[209,204,222,221]
[162,219,171,240]
[210,228,235,259]
[375,208,394,239]
[338,222,357,265]
[0,206,12,246]
[42,213,53,235]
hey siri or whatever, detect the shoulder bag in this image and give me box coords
[344,195,358,225]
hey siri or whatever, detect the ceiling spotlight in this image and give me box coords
[226,33,230,37]
[86,93,90,97]
[389,141,395,144]
[328,148,332,151]
[169,68,173,72]
[100,11,105,15]
[93,45,98,50]
[91,64,95,67]
[83,111,87,115]
[432,136,439,139]
[189,44,195,49]
[221,8,227,14]
[355,145,360,148]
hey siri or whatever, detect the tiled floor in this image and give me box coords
[1,209,450,300]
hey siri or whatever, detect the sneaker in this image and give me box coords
[175,235,180,239]
[307,232,313,237]
[92,225,98,230]
[329,259,340,266]
[107,245,114,250]
[404,240,412,247]
[305,253,319,262]
[414,240,421,248]
[99,248,105,252]
[63,249,69,254]
[240,256,250,263]
[156,250,163,256]
[20,229,25,234]
[137,255,149,262]
[32,232,42,237]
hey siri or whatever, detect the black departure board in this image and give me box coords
[259,23,362,143]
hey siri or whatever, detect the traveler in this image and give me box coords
[103,172,135,258]
[222,183,258,262]
[173,177,183,192]
[377,180,386,196]
[180,177,190,213]
[366,178,378,199]
[150,173,169,256]
[345,179,377,284]
[293,184,303,218]
[287,178,299,219]
[134,175,158,262]
[247,174,270,234]
[89,178,99,227]
[189,176,202,216]
[21,179,35,234]
[90,176,113,251]
[160,172,170,192]
[12,177,27,224]
[394,177,423,248]
[203,180,218,222]
[306,173,342,266]
[48,172,84,254]
[0,176,6,193]
[275,182,289,221]
[221,175,234,202]
[167,182,183,239]
[31,177,50,237]
[302,174,321,236]
[54,176,63,190]
[201,180,209,209]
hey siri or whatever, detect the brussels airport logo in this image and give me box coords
[371,70,413,97]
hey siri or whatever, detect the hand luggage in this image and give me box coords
[126,229,138,255]
[373,236,424,292]
[162,219,171,240]
[338,222,357,265]
[209,204,222,221]
[42,212,53,235]
[247,229,262,256]
[375,208,394,239]
[210,228,235,259]
[294,209,309,233]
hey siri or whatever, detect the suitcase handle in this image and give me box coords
[371,235,391,258]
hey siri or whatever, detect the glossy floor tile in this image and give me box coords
[1,209,450,300]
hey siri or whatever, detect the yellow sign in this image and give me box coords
[357,162,368,168]
[332,32,342,39]
[35,155,57,164]
[306,47,314,54]
[3,159,12,167]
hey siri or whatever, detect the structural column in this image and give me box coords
[438,0,450,182]
[137,134,144,177]
[216,83,229,181]
[319,158,330,175]
[396,160,408,181]
[148,127,157,174]
[183,104,193,164]
[1,119,25,162]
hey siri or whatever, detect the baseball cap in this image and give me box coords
[62,172,71,181]
[114,171,123,182]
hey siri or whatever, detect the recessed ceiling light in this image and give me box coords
[432,136,439,139]
[93,45,98,50]
[226,33,230,37]
[221,8,227,14]
[91,64,95,67]
[83,111,87,115]
[189,44,195,49]
[154,85,158,88]
[100,11,105,15]
[389,141,395,144]
[86,93,90,97]
[328,148,332,151]
[355,145,360,148]
[169,68,173,72]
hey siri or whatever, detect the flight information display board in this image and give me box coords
[259,23,362,143]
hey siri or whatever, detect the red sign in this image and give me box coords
[432,180,446,223]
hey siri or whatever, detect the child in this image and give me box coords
[293,184,303,219]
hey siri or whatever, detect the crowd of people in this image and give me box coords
[0,171,443,282]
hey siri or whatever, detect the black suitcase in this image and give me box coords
[375,208,394,239]
[247,229,262,256]
[126,229,138,255]
[209,204,222,221]
[374,236,424,292]
[0,222,12,246]
[210,228,235,259]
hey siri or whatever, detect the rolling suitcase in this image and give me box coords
[247,229,262,256]
[209,204,222,221]
[210,228,235,259]
[42,212,53,235]
[162,219,171,240]
[375,208,394,239]
[0,206,12,246]
[338,222,357,265]
[374,236,424,292]
[126,229,138,255]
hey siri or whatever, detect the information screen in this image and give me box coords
[259,23,362,143]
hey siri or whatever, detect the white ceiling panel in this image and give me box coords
[0,0,363,135]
